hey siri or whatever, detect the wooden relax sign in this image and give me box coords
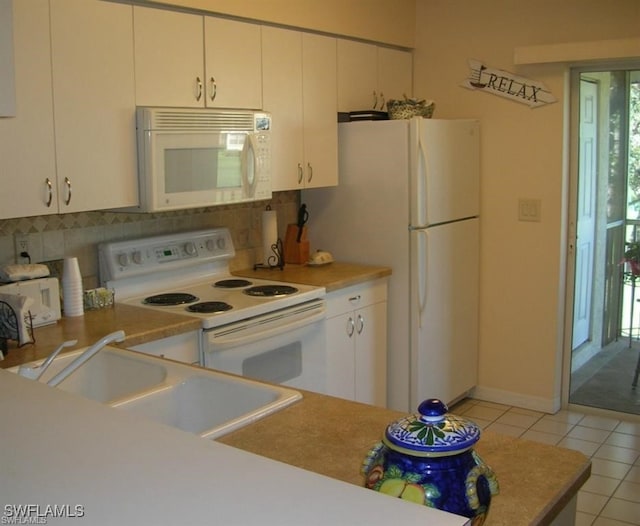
[461,59,556,108]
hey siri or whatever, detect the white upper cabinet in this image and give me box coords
[378,47,413,105]
[134,7,262,109]
[204,17,262,109]
[0,0,16,117]
[337,40,378,112]
[50,0,138,213]
[301,33,338,190]
[337,40,413,112]
[0,0,137,220]
[262,27,304,191]
[262,27,337,191]
[0,0,56,219]
[133,7,204,107]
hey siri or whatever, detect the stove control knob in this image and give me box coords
[206,239,215,252]
[118,253,129,267]
[216,237,226,249]
[132,251,143,265]
[184,242,197,256]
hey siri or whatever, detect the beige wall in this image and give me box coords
[143,0,415,47]
[414,0,640,410]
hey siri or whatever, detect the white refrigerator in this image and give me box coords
[303,117,480,412]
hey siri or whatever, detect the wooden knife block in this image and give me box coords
[284,224,310,264]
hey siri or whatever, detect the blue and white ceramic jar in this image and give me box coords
[361,399,499,525]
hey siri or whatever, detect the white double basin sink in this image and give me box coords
[10,346,302,439]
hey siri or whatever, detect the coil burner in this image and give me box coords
[243,285,298,297]
[214,279,253,288]
[186,301,233,314]
[143,293,199,306]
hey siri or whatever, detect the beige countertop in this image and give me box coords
[0,304,200,369]
[218,392,591,526]
[1,261,389,369]
[233,261,392,292]
[0,263,589,525]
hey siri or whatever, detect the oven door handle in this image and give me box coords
[207,308,325,351]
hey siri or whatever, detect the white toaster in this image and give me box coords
[0,277,62,327]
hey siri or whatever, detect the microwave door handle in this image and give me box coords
[242,134,258,195]
[207,309,325,351]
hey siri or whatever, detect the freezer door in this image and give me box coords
[410,118,480,227]
[410,218,479,408]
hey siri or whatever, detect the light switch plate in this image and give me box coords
[518,198,541,222]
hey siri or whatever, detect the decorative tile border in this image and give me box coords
[0,191,300,283]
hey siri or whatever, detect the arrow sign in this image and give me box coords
[461,59,556,108]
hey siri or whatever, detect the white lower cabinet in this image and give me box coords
[129,331,200,365]
[326,279,388,407]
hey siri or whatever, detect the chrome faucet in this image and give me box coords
[46,330,126,387]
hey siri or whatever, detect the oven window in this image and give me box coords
[241,342,302,384]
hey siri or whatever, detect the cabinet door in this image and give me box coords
[130,332,200,365]
[337,40,378,112]
[204,17,262,109]
[302,34,338,189]
[354,301,387,406]
[326,312,356,401]
[261,26,304,192]
[378,47,413,103]
[0,0,57,219]
[50,0,138,213]
[133,6,204,107]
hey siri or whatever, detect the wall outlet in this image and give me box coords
[14,233,44,263]
[14,233,30,262]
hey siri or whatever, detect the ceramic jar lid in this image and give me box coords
[382,399,481,457]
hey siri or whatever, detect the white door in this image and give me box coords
[410,218,479,408]
[411,118,480,227]
[572,80,598,349]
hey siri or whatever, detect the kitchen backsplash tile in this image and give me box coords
[0,191,299,288]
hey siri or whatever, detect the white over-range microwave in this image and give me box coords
[129,107,272,212]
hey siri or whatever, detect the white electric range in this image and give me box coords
[98,228,327,392]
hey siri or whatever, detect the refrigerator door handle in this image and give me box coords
[416,123,428,227]
[417,229,428,328]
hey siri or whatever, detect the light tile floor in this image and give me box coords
[452,399,640,526]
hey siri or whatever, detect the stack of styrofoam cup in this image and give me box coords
[62,257,84,317]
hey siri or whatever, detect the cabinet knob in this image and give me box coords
[307,162,313,183]
[346,316,355,337]
[356,314,364,334]
[297,163,304,184]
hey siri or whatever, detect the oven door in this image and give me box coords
[202,300,326,393]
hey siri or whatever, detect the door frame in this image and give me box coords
[562,62,640,410]
[561,67,582,409]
